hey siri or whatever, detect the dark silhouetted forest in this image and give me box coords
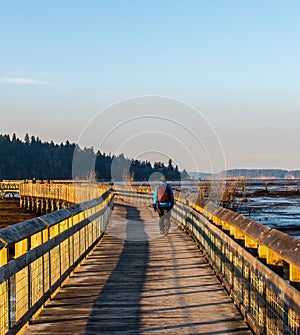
[0,134,189,181]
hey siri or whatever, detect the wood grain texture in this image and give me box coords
[23,202,253,335]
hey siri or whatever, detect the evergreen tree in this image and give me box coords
[24,133,30,144]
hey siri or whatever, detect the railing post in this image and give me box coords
[7,275,15,330]
[259,280,266,334]
[14,238,29,326]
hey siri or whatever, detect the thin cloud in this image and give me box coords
[0,77,52,85]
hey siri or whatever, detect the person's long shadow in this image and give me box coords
[84,203,149,334]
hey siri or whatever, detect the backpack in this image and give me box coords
[157,184,171,203]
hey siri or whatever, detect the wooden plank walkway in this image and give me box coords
[24,202,253,335]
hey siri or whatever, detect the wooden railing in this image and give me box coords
[114,188,300,335]
[0,188,113,335]
[20,182,111,205]
[0,181,21,198]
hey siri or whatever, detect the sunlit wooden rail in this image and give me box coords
[19,182,110,213]
[0,181,21,198]
[0,184,299,334]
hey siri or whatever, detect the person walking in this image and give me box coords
[153,176,174,235]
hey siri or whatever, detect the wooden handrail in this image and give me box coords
[0,188,114,335]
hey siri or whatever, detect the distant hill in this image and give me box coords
[189,169,300,180]
[222,169,300,179]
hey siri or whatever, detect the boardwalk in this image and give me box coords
[24,202,253,335]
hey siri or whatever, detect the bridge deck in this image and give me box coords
[24,202,253,335]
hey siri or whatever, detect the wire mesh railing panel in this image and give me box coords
[0,282,8,335]
[60,240,70,276]
[30,257,44,307]
[15,269,28,323]
[50,246,61,286]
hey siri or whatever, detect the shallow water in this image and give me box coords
[236,179,300,239]
[169,179,300,239]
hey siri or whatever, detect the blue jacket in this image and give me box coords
[153,181,174,208]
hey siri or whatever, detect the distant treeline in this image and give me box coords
[223,169,300,179]
[198,169,300,179]
[0,134,188,181]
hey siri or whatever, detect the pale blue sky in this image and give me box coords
[1,0,300,171]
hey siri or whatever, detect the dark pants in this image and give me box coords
[157,207,172,234]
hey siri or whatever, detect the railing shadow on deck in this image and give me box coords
[83,203,150,334]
